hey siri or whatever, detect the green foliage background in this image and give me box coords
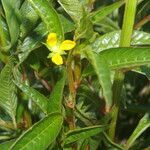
[0,0,149,149]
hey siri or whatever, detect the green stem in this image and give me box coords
[67,51,76,98]
[120,0,137,47]
[74,55,81,93]
[108,0,137,141]
[108,71,124,140]
[66,51,77,150]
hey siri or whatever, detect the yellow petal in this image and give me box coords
[60,40,76,51]
[51,53,63,65]
[46,33,57,47]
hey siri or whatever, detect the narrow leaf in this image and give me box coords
[13,59,48,114]
[83,46,112,112]
[47,69,66,113]
[1,0,20,46]
[0,58,17,127]
[91,0,125,24]
[15,82,48,114]
[103,132,124,150]
[64,125,106,146]
[28,0,63,40]
[10,113,63,150]
[0,16,10,50]
[75,11,95,41]
[20,0,39,38]
[99,47,150,70]
[125,113,150,149]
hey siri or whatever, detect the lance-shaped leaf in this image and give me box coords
[15,83,48,114]
[91,0,125,24]
[1,0,20,46]
[125,113,150,149]
[92,30,150,53]
[99,47,150,70]
[103,132,124,150]
[47,69,66,113]
[28,0,63,40]
[10,113,63,150]
[0,59,17,127]
[13,67,48,114]
[83,46,112,112]
[75,10,95,41]
[20,0,39,38]
[64,125,106,146]
[0,16,10,50]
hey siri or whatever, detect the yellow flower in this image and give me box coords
[46,33,76,65]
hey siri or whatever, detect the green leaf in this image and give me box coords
[28,0,64,40]
[64,125,106,146]
[131,31,150,45]
[47,69,66,113]
[15,82,48,114]
[94,17,119,33]
[58,0,83,23]
[103,132,124,150]
[99,47,150,70]
[84,46,112,112]
[0,15,10,50]
[83,46,150,112]
[75,104,96,126]
[75,10,96,41]
[78,139,89,150]
[59,15,75,33]
[13,66,48,114]
[92,30,150,53]
[91,0,125,24]
[18,22,47,64]
[0,58,17,127]
[1,0,20,46]
[0,139,16,150]
[10,113,63,150]
[20,0,39,38]
[125,113,150,149]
